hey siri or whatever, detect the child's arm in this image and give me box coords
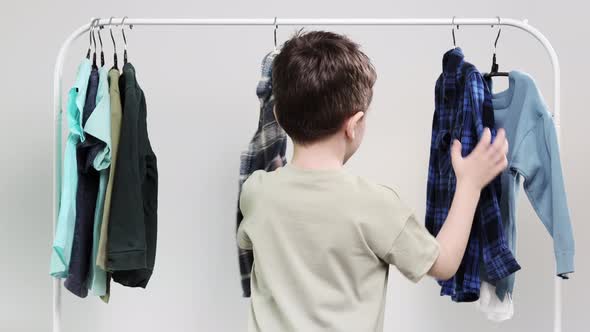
[427,128,508,280]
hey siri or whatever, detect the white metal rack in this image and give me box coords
[52,17,564,332]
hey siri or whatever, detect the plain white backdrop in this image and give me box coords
[0,0,588,331]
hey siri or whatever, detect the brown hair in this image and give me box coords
[272,29,377,145]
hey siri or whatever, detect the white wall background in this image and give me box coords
[0,0,588,331]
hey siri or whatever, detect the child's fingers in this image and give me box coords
[492,129,507,150]
[474,128,492,154]
[492,154,509,175]
[486,129,507,160]
[491,149,507,165]
[450,139,463,165]
[490,139,509,165]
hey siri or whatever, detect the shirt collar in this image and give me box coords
[74,58,92,135]
[442,47,464,73]
[73,58,92,91]
[121,62,138,90]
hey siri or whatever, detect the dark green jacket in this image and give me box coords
[107,62,158,288]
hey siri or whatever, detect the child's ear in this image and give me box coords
[345,111,365,140]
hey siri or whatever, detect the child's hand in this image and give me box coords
[450,128,509,193]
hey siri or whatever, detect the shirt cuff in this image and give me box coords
[555,251,574,276]
[237,225,252,250]
[107,250,147,271]
[49,250,67,278]
[409,242,440,283]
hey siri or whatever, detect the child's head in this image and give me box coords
[272,29,377,163]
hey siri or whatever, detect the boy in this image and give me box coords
[237,30,509,332]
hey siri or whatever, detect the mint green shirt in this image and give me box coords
[87,66,112,297]
[50,59,91,278]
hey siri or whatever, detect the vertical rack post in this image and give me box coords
[52,17,563,332]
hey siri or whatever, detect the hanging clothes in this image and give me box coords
[49,58,91,278]
[64,65,102,298]
[95,67,123,303]
[479,71,575,301]
[236,49,287,297]
[475,281,514,321]
[425,47,520,302]
[107,62,158,288]
[86,65,112,299]
[64,63,112,298]
[96,67,122,272]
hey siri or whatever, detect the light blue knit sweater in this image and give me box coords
[485,70,574,300]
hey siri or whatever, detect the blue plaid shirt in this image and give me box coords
[425,48,521,302]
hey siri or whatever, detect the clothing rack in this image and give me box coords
[52,17,563,332]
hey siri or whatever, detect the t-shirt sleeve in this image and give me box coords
[237,224,252,250]
[370,185,440,283]
[237,171,262,251]
[382,213,440,283]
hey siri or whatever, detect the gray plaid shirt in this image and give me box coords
[237,50,287,297]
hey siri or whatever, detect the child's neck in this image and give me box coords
[291,139,345,171]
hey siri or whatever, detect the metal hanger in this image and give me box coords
[96,20,105,67]
[121,16,132,64]
[86,19,94,59]
[108,17,118,69]
[86,18,98,60]
[485,17,509,78]
[273,17,278,51]
[90,18,99,68]
[452,16,459,48]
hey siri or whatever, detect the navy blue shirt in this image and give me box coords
[64,66,104,298]
[425,48,520,302]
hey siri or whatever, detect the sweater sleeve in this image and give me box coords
[512,112,574,278]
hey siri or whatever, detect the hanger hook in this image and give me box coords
[90,18,99,51]
[273,17,278,51]
[492,16,502,52]
[97,20,105,66]
[121,16,128,50]
[109,16,118,69]
[108,16,117,53]
[451,16,459,47]
[96,21,103,51]
[87,18,99,61]
[87,19,94,58]
[89,19,100,67]
[93,19,100,50]
[121,16,132,64]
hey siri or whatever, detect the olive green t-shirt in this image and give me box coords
[237,163,440,332]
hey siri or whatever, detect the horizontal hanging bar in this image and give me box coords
[94,17,522,26]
